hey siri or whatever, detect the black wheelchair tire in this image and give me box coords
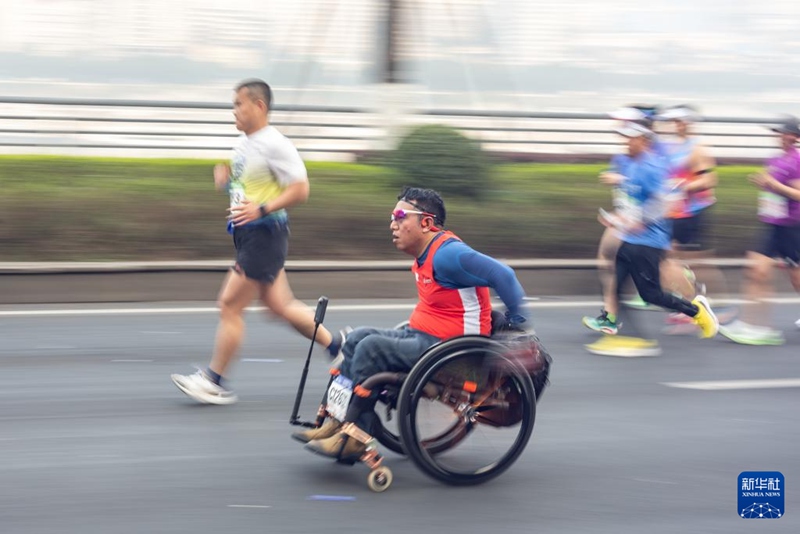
[375,413,405,455]
[397,336,536,486]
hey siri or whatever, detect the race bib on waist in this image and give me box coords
[229,180,246,210]
[666,178,688,203]
[666,178,690,217]
[326,375,353,422]
[758,191,789,219]
[611,188,627,210]
[614,190,642,225]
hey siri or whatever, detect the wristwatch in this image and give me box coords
[259,204,268,217]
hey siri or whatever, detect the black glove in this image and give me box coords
[493,311,528,333]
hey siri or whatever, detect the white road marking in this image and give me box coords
[662,378,800,390]
[0,307,218,317]
[111,359,154,363]
[227,505,272,509]
[242,358,283,363]
[1,453,268,471]
[141,331,180,334]
[630,478,679,485]
[2,296,798,317]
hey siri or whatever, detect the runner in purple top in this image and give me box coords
[720,116,800,345]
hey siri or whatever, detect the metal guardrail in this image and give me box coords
[2,259,793,306]
[0,97,364,113]
[0,96,786,160]
[0,258,757,275]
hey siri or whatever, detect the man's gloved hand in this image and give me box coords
[494,311,531,334]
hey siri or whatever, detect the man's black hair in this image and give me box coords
[235,79,273,111]
[397,186,446,227]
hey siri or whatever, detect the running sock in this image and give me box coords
[205,367,223,386]
[607,312,617,324]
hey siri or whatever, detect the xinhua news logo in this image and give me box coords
[738,471,784,519]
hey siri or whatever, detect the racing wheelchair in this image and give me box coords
[289,297,552,492]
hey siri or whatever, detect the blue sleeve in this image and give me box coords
[641,159,666,199]
[651,138,670,160]
[432,240,530,326]
[609,154,625,172]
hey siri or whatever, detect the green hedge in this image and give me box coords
[392,125,489,200]
[0,156,764,261]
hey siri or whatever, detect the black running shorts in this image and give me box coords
[670,207,711,251]
[751,222,800,265]
[232,220,290,283]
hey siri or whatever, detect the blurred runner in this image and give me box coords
[583,123,719,357]
[657,105,734,334]
[171,79,345,404]
[586,105,659,326]
[720,116,800,346]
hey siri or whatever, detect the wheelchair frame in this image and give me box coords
[290,297,550,492]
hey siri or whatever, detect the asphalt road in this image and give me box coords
[1,298,799,534]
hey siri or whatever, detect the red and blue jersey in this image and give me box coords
[409,231,528,339]
[665,139,715,219]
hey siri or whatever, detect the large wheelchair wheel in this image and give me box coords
[374,382,468,456]
[397,336,536,486]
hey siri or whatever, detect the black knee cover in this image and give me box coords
[344,392,379,435]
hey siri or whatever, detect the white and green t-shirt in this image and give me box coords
[228,125,307,227]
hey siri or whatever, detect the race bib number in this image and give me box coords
[666,178,688,203]
[326,375,353,422]
[614,190,642,226]
[611,187,628,210]
[229,181,246,210]
[666,178,689,217]
[758,191,789,219]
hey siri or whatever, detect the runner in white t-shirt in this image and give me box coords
[171,79,347,404]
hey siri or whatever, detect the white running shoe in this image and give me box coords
[718,320,784,346]
[171,369,238,405]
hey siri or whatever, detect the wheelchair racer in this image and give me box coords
[292,186,532,461]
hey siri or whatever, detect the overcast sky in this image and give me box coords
[2,0,800,114]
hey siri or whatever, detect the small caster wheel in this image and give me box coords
[367,466,393,492]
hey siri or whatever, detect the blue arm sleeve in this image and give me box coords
[648,155,669,194]
[638,162,667,223]
[609,154,626,173]
[433,240,530,325]
[651,138,670,160]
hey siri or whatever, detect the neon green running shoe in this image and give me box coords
[582,310,619,335]
[719,320,785,346]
